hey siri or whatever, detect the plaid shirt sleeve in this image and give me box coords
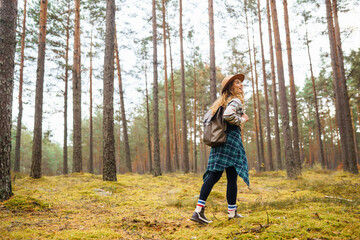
[223,98,245,126]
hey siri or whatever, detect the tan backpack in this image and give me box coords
[203,106,227,147]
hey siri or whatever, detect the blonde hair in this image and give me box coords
[210,85,244,114]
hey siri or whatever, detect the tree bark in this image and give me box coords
[252,29,266,171]
[145,63,152,173]
[89,29,94,173]
[257,0,273,171]
[350,108,359,165]
[266,0,282,170]
[63,0,70,175]
[270,0,296,179]
[304,16,326,169]
[114,29,132,173]
[14,0,27,173]
[324,0,349,172]
[103,0,117,181]
[357,102,360,164]
[152,0,161,176]
[193,59,197,173]
[167,22,179,171]
[180,0,189,173]
[0,0,17,201]
[327,107,335,169]
[331,0,358,174]
[283,0,301,174]
[162,0,171,172]
[30,0,48,179]
[245,0,261,171]
[73,0,82,173]
[208,0,216,103]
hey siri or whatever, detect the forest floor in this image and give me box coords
[1,168,359,239]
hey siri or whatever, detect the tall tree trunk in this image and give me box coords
[334,112,342,168]
[327,107,335,169]
[0,0,17,201]
[332,0,358,174]
[324,0,349,172]
[208,0,216,103]
[357,102,360,164]
[72,0,82,172]
[283,0,301,174]
[350,109,359,165]
[180,0,189,173]
[145,63,152,173]
[308,123,313,166]
[167,22,179,171]
[30,0,48,179]
[193,59,197,173]
[63,0,71,175]
[245,0,261,171]
[89,29,94,173]
[114,29,132,172]
[103,0,117,181]
[270,0,296,179]
[162,0,171,172]
[304,17,326,169]
[152,0,161,176]
[266,0,282,170]
[14,0,27,173]
[257,0,273,171]
[252,29,266,171]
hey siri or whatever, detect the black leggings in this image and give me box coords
[199,166,238,205]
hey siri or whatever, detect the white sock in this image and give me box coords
[195,199,206,212]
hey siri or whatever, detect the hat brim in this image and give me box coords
[221,73,245,94]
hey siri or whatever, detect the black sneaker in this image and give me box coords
[228,209,244,220]
[190,207,213,224]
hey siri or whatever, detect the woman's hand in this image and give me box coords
[242,114,249,123]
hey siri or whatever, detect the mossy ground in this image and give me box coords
[1,168,359,239]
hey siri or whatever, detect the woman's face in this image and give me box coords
[230,79,244,95]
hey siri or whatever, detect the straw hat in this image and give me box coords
[221,73,245,94]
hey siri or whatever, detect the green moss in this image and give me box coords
[1,170,359,239]
[3,195,50,212]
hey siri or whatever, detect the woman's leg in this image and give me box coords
[226,167,243,219]
[225,166,238,205]
[199,171,223,201]
[191,171,223,224]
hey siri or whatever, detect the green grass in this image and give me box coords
[1,169,359,239]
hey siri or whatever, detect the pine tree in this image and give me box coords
[0,0,17,201]
[73,0,82,173]
[114,28,132,173]
[252,27,266,172]
[167,22,179,171]
[103,0,117,181]
[63,0,71,175]
[266,0,282,170]
[162,0,171,172]
[208,0,216,103]
[245,0,261,171]
[257,0,274,171]
[14,0,27,173]
[152,0,162,176]
[270,0,296,178]
[30,0,48,179]
[302,10,326,169]
[180,0,189,173]
[283,0,301,174]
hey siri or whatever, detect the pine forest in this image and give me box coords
[0,0,359,239]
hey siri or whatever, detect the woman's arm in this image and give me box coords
[223,98,246,126]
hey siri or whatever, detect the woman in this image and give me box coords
[191,74,250,224]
